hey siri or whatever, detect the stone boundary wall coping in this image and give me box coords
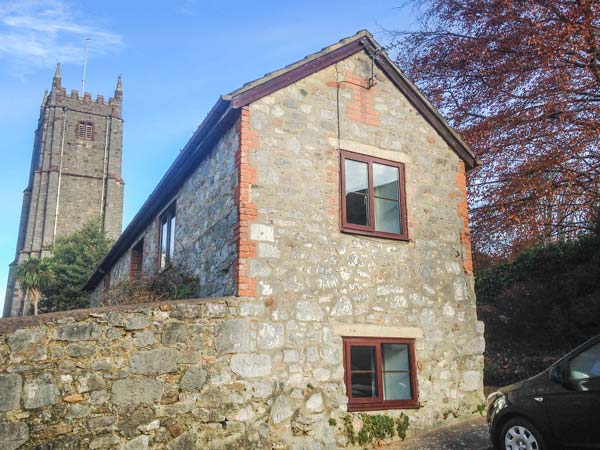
[0,297,241,334]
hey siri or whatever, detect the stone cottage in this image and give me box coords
[79,30,482,447]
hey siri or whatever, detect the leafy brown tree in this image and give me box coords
[393,0,600,259]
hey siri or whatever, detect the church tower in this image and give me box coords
[3,64,124,316]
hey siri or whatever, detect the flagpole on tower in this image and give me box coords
[81,38,90,94]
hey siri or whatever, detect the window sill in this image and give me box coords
[340,227,410,242]
[347,401,420,412]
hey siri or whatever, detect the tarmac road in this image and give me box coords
[384,417,494,450]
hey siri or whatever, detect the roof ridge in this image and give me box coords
[225,29,374,99]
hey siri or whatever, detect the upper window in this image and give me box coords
[77,122,93,140]
[130,239,144,281]
[340,150,408,240]
[343,337,418,411]
[159,203,176,270]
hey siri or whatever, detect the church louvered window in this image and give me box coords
[77,122,93,140]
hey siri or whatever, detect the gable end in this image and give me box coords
[226,31,476,169]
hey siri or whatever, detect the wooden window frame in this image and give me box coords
[129,238,144,281]
[340,150,408,241]
[77,121,94,141]
[158,202,176,270]
[343,337,419,411]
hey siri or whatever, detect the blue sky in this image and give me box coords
[0,0,417,312]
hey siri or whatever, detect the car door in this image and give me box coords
[543,340,600,448]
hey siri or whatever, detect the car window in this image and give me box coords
[569,342,600,380]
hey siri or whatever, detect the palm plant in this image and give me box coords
[15,258,53,316]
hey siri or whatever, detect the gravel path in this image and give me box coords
[384,417,493,450]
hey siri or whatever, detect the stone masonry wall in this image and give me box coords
[176,125,238,297]
[240,49,486,429]
[0,298,351,450]
[92,125,239,301]
[0,296,483,450]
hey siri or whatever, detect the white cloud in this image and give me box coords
[176,0,199,17]
[0,0,122,73]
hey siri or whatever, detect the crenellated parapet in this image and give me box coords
[45,63,122,117]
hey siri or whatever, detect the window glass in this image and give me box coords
[352,372,378,398]
[383,373,412,400]
[169,215,176,262]
[382,343,412,400]
[569,342,600,380]
[382,344,410,371]
[345,159,369,226]
[160,219,168,269]
[351,346,376,371]
[350,346,378,398]
[374,163,400,234]
[159,204,176,270]
[103,273,111,290]
[373,163,399,200]
[375,198,401,234]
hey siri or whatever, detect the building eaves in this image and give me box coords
[84,98,237,290]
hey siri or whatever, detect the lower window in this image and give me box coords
[343,337,419,411]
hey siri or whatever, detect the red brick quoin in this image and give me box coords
[328,71,380,126]
[233,107,259,297]
[456,161,474,275]
[325,147,339,229]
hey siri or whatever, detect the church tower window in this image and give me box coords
[77,121,94,140]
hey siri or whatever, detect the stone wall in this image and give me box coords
[92,125,239,301]
[0,297,483,450]
[175,125,238,298]
[0,298,337,450]
[240,49,486,425]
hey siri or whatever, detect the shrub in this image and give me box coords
[476,234,600,385]
[340,413,409,447]
[100,264,198,306]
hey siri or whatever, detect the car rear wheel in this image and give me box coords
[500,417,546,450]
